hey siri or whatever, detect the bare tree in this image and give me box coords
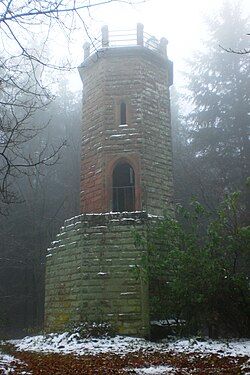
[0,0,143,213]
[0,77,82,336]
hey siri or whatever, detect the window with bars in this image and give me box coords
[112,162,135,212]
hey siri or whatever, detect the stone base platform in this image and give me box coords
[44,211,152,338]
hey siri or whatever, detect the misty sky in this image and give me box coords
[63,0,249,90]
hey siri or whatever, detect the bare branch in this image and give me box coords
[0,0,144,23]
[220,45,250,54]
[219,34,250,54]
[0,0,145,212]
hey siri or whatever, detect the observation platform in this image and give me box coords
[83,23,169,60]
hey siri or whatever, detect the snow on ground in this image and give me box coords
[11,333,161,355]
[0,353,19,375]
[131,365,174,374]
[166,337,250,357]
[0,333,249,374]
[10,333,250,357]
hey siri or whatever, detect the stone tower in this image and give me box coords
[78,24,173,216]
[44,24,173,338]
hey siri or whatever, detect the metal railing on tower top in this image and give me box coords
[83,24,168,60]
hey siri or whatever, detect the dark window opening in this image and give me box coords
[112,162,135,212]
[120,101,127,125]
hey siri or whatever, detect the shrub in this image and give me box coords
[137,192,250,337]
[68,321,114,339]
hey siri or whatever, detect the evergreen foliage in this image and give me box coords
[137,192,250,337]
[176,2,250,213]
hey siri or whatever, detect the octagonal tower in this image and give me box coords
[78,24,173,216]
[45,25,173,338]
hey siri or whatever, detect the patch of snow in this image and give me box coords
[109,134,125,138]
[165,338,250,357]
[9,334,250,358]
[0,352,29,375]
[4,335,249,375]
[132,366,174,374]
[151,320,185,327]
[65,224,74,230]
[51,240,60,245]
[120,292,136,295]
[10,334,161,356]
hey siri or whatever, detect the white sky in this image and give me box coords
[62,0,250,90]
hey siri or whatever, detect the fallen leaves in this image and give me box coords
[1,347,249,374]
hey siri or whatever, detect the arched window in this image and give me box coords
[120,101,127,125]
[112,162,135,212]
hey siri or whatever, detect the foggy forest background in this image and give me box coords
[0,1,249,337]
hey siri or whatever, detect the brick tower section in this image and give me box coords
[78,44,173,216]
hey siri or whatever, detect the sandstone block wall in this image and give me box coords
[78,46,173,216]
[141,54,174,215]
[44,212,150,337]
